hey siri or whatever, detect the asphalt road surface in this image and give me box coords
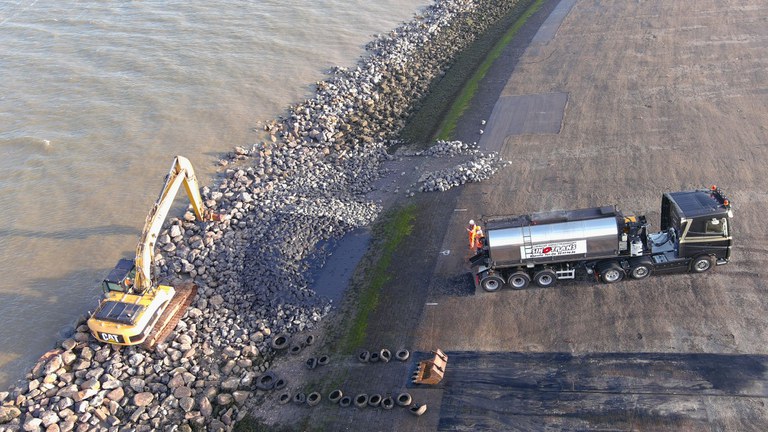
[402,0,768,430]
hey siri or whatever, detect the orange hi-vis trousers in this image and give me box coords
[468,225,482,249]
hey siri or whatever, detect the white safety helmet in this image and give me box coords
[469,219,475,225]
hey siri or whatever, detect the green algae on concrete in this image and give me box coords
[398,0,542,145]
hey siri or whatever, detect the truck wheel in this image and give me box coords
[691,255,713,273]
[507,272,531,290]
[629,260,652,279]
[598,263,624,283]
[533,269,557,288]
[480,275,505,292]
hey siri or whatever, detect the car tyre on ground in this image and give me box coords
[354,394,369,408]
[368,394,382,407]
[395,349,410,361]
[380,349,391,363]
[328,390,343,404]
[270,334,290,350]
[409,403,427,416]
[381,396,395,410]
[307,392,321,406]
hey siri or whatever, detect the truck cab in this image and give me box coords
[471,186,733,292]
[653,186,733,269]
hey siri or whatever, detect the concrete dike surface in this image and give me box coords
[410,0,768,431]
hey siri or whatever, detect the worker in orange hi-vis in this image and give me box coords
[474,226,485,251]
[467,219,483,250]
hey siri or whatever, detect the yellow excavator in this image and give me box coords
[87,155,222,349]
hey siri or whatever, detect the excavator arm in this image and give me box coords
[133,156,221,293]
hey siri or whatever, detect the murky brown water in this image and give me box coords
[0,0,431,387]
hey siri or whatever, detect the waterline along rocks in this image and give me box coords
[0,0,520,430]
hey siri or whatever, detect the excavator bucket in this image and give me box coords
[412,349,448,385]
[142,282,198,350]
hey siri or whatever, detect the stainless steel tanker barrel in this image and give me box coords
[487,216,620,266]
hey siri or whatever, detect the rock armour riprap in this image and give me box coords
[398,140,510,192]
[1,0,520,430]
[416,152,510,192]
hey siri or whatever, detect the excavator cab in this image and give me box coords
[101,258,137,293]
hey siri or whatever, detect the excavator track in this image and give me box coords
[142,282,197,350]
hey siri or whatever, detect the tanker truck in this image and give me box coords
[470,186,733,292]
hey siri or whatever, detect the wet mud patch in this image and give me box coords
[437,351,768,431]
[309,228,372,305]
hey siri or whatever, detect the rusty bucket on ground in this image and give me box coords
[412,349,448,385]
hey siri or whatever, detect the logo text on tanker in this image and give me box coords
[521,240,587,259]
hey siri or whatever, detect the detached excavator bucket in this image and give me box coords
[412,349,448,385]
